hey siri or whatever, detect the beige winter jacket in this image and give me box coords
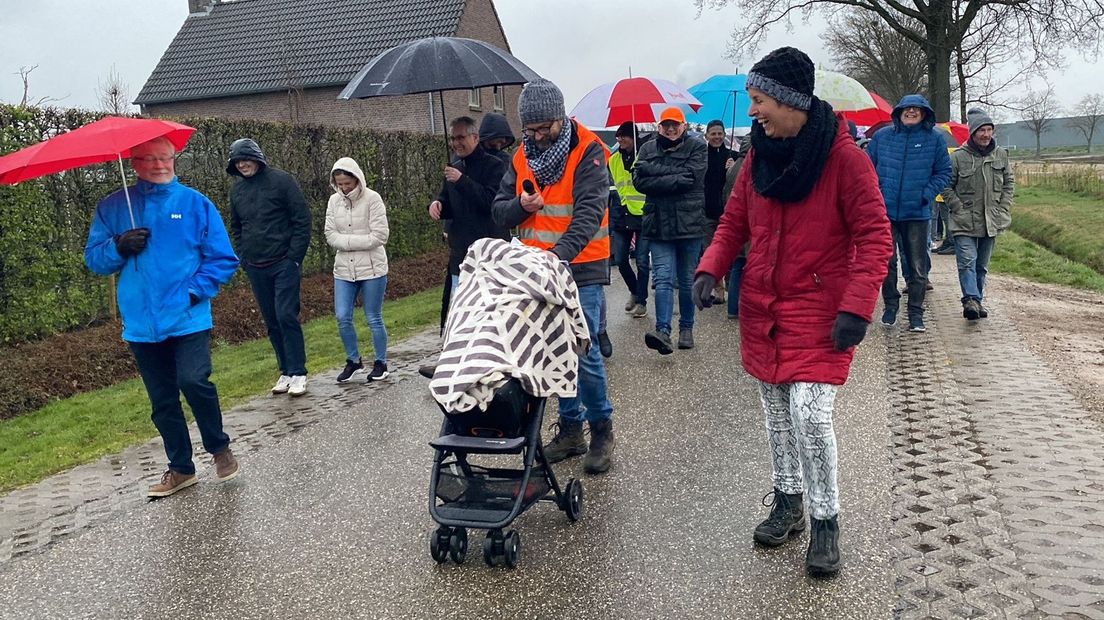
[324,157,389,281]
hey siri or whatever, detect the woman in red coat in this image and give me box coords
[693,47,893,576]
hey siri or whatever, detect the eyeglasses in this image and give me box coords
[523,122,557,138]
[449,134,473,142]
[132,155,176,164]
[658,121,682,131]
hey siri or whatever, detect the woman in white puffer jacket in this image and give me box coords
[324,157,390,382]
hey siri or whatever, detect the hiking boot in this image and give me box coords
[644,330,674,355]
[624,295,638,312]
[963,298,982,321]
[631,303,647,318]
[753,488,806,546]
[543,420,587,464]
[978,304,988,318]
[678,329,694,350]
[213,448,240,482]
[288,375,308,396]
[418,363,437,379]
[597,331,613,358]
[880,308,898,326]
[925,282,934,291]
[271,375,292,394]
[583,419,615,474]
[148,470,198,498]
[336,358,363,383]
[936,244,956,255]
[908,315,926,333]
[806,516,842,576]
[367,360,389,381]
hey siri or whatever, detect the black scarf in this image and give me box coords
[749,97,838,203]
[967,137,995,156]
[655,134,685,150]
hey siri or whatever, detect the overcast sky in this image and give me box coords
[0,0,1097,120]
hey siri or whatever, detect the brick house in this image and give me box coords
[135,0,523,135]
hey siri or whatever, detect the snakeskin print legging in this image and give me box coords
[758,381,840,520]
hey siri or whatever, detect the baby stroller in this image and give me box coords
[427,378,583,568]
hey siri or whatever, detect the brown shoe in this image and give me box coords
[213,449,240,482]
[148,470,198,498]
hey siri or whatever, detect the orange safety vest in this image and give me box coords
[512,121,611,264]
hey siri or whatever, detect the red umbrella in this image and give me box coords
[568,77,703,128]
[0,116,195,226]
[940,121,970,145]
[843,91,893,126]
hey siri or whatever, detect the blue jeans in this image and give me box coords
[611,228,639,299]
[650,238,702,333]
[634,235,651,305]
[727,255,747,317]
[245,259,307,376]
[954,235,996,302]
[558,284,614,425]
[334,276,388,363]
[129,330,230,475]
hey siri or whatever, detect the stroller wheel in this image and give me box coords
[449,528,468,564]
[482,530,500,566]
[565,478,584,522]
[429,527,450,563]
[503,530,521,569]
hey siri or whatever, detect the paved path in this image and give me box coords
[0,255,1102,619]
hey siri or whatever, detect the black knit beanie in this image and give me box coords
[745,47,815,111]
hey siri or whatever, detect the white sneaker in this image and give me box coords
[271,375,292,394]
[288,375,308,396]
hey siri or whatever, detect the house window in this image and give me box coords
[469,88,481,110]
[493,86,505,111]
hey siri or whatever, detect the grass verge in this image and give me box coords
[1011,186,1104,273]
[0,287,442,493]
[990,231,1104,292]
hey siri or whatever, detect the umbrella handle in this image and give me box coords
[116,153,136,229]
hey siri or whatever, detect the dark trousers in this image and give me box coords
[439,268,452,335]
[130,330,230,475]
[611,228,639,299]
[245,259,307,376]
[882,220,931,319]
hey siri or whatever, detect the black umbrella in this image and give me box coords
[339,37,541,152]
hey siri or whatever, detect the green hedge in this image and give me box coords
[0,105,445,343]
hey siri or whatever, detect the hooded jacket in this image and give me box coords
[324,157,389,281]
[866,94,953,222]
[85,178,239,343]
[697,119,893,386]
[438,144,510,276]
[633,135,709,240]
[228,140,312,267]
[478,113,516,166]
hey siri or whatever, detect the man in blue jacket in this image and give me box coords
[867,94,952,333]
[85,136,240,498]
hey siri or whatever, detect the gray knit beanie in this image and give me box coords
[967,108,994,135]
[518,79,565,125]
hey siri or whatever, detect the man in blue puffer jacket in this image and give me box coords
[867,94,952,333]
[85,136,240,499]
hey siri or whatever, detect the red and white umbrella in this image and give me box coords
[568,77,703,128]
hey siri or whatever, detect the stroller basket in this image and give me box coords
[435,464,551,521]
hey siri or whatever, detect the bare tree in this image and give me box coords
[97,66,133,115]
[952,4,1032,121]
[1066,93,1104,153]
[824,10,927,105]
[14,65,63,108]
[1018,86,1062,157]
[694,0,1104,122]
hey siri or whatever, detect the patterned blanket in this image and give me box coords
[429,238,591,413]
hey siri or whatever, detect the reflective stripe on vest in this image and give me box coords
[512,122,611,264]
[608,151,645,216]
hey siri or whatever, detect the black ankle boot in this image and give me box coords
[543,420,587,464]
[753,488,805,546]
[583,419,615,474]
[806,515,841,576]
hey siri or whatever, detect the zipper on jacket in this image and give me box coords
[895,135,912,221]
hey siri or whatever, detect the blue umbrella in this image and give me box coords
[686,74,751,134]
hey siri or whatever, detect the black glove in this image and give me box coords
[691,273,717,310]
[831,312,869,351]
[115,228,150,257]
[189,293,200,306]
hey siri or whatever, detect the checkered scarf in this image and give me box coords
[523,118,573,186]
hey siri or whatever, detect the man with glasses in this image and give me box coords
[428,116,510,296]
[493,79,616,475]
[85,137,240,498]
[867,95,952,333]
